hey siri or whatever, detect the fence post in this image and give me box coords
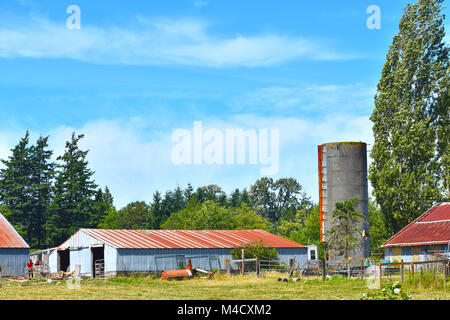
[444,261,447,289]
[321,259,326,281]
[361,257,364,281]
[378,262,382,288]
[400,260,404,283]
[256,258,260,278]
[225,258,231,276]
[241,249,245,276]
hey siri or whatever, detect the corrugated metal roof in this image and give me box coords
[381,203,450,248]
[59,229,305,249]
[0,212,30,249]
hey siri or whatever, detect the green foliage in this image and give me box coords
[231,203,273,231]
[326,198,365,261]
[98,207,121,229]
[116,201,153,229]
[90,187,116,228]
[0,132,56,248]
[361,281,412,300]
[0,132,34,244]
[404,269,448,289]
[46,132,98,247]
[368,199,389,257]
[161,201,273,231]
[0,128,317,250]
[369,0,449,235]
[230,239,278,260]
[277,205,320,246]
[250,177,312,224]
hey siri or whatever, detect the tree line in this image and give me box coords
[0,128,432,257]
[0,133,322,250]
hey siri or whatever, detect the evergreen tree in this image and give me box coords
[326,198,365,278]
[0,131,33,241]
[184,183,194,202]
[369,0,449,234]
[29,136,55,248]
[91,187,116,228]
[240,188,251,206]
[228,188,242,208]
[151,190,163,228]
[47,132,98,246]
[172,186,186,212]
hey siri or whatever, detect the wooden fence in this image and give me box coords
[378,259,450,288]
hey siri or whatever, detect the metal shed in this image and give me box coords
[0,213,30,277]
[54,229,308,277]
[381,202,450,262]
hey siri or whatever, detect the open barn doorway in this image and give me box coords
[57,249,70,272]
[91,246,105,278]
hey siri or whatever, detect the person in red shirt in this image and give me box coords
[27,259,33,279]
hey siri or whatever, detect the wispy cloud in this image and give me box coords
[194,0,209,8]
[0,15,357,67]
[229,83,376,114]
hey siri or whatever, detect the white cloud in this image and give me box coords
[0,111,374,208]
[230,83,376,113]
[0,15,356,67]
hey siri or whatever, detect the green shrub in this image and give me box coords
[361,281,412,300]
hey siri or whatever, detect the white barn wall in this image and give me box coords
[56,229,308,276]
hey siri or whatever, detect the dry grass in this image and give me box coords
[0,274,448,300]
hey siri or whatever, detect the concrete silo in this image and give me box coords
[318,142,370,263]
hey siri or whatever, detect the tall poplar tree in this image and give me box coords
[369,0,449,234]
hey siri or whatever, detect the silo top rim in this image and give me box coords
[320,142,366,147]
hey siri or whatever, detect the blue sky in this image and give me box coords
[0,0,448,208]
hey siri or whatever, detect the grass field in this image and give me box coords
[0,274,448,300]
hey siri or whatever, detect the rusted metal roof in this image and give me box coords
[59,229,305,249]
[381,203,450,248]
[0,212,29,249]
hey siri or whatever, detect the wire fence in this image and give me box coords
[154,254,220,272]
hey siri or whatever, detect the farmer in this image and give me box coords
[26,259,34,279]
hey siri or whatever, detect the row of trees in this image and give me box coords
[0,134,321,250]
[0,132,114,249]
[0,129,392,257]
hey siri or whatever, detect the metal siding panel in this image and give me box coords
[0,248,29,276]
[277,248,308,269]
[116,248,233,272]
[104,244,117,273]
[69,247,92,275]
[401,247,412,262]
[48,250,58,273]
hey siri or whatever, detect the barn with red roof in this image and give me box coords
[46,228,308,277]
[381,202,450,262]
[0,212,30,277]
